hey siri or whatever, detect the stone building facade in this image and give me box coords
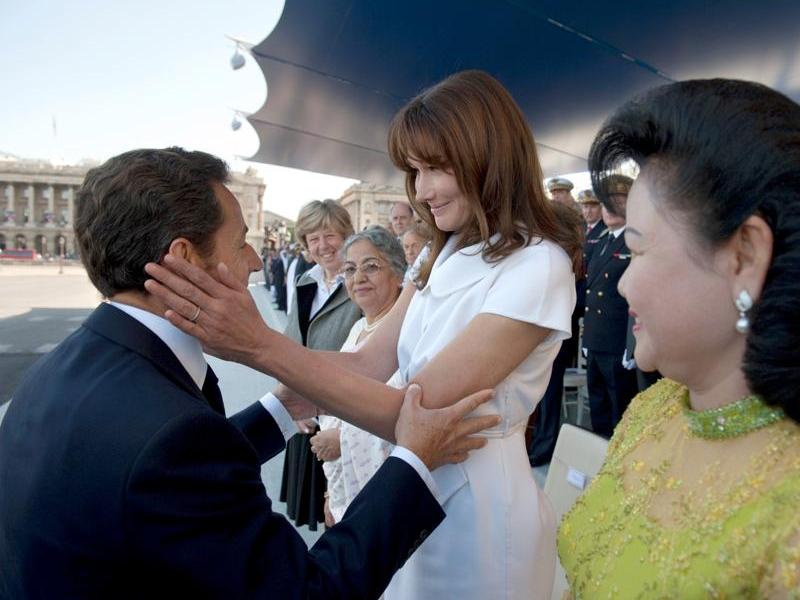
[0,160,85,257]
[338,182,410,232]
[0,159,265,258]
[227,168,266,251]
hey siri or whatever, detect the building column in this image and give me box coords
[4,184,14,224]
[66,187,75,225]
[27,184,35,228]
[45,185,55,226]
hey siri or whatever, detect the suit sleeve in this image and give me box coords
[229,400,286,463]
[125,411,444,599]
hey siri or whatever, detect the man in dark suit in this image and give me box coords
[270,249,287,311]
[0,147,495,599]
[578,189,608,295]
[582,175,638,438]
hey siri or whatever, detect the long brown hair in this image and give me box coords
[388,70,581,285]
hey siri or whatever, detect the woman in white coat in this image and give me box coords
[146,70,581,599]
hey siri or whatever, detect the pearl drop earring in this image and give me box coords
[735,290,753,334]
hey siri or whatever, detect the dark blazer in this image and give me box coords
[582,229,631,355]
[270,255,286,286]
[289,254,314,285]
[576,220,607,315]
[0,303,442,599]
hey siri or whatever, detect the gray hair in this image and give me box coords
[341,225,406,277]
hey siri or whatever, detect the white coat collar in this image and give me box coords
[423,233,502,297]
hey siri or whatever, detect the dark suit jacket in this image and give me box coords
[582,229,631,355]
[0,303,442,599]
[289,254,314,285]
[270,256,286,287]
[576,220,607,316]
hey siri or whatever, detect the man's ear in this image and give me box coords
[727,214,773,303]
[166,237,206,267]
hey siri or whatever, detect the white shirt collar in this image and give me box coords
[306,264,342,289]
[109,301,207,390]
[611,225,626,238]
[306,264,343,319]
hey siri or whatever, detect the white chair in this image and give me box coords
[561,318,591,428]
[561,368,590,427]
[544,424,609,600]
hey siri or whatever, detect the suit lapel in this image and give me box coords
[312,284,350,323]
[587,221,607,242]
[296,279,318,345]
[587,232,626,286]
[82,303,204,402]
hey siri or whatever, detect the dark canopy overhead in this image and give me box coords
[246,0,800,185]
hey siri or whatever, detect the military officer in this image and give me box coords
[547,177,579,212]
[582,175,638,438]
[576,189,607,312]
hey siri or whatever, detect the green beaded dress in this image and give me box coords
[558,378,800,599]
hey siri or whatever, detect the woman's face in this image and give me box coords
[408,157,471,233]
[342,239,403,319]
[402,231,425,266]
[618,173,744,388]
[305,227,345,277]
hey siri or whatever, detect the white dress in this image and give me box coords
[320,319,397,522]
[385,234,575,600]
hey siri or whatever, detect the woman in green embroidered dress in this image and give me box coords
[558,79,800,598]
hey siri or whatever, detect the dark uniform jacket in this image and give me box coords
[582,228,631,355]
[576,220,608,315]
[0,303,442,599]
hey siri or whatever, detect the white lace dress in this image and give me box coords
[319,319,397,522]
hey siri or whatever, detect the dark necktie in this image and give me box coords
[599,233,613,256]
[202,365,226,416]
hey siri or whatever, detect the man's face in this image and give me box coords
[206,183,263,286]
[390,203,413,236]
[581,202,602,224]
[601,193,628,229]
[551,189,574,207]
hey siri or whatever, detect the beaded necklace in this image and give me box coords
[681,392,786,439]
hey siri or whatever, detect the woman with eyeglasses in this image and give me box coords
[145,70,581,599]
[310,226,406,527]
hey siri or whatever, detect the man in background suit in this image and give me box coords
[582,175,638,438]
[390,201,414,238]
[0,147,495,599]
[575,189,608,354]
[270,249,287,311]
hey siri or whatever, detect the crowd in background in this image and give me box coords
[268,172,649,534]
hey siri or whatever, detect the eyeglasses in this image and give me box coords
[340,261,384,279]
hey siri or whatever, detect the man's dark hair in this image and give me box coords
[589,79,800,421]
[74,147,228,297]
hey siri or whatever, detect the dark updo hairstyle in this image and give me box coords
[589,78,800,423]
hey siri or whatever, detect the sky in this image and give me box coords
[0,0,358,220]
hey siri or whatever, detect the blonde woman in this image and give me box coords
[280,199,361,531]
